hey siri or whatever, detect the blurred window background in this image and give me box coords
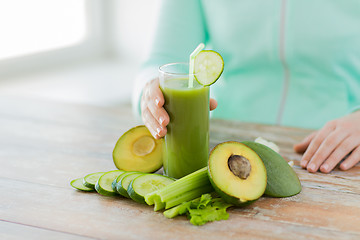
[0,0,86,60]
[0,0,160,106]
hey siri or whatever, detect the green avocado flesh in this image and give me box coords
[112,125,163,173]
[242,141,302,197]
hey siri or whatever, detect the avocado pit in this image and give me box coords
[228,154,251,179]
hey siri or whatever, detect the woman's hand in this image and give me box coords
[141,78,169,139]
[293,111,360,173]
[141,78,217,139]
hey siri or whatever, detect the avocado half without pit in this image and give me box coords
[113,125,163,173]
[208,141,267,206]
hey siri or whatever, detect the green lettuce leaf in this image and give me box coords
[163,193,233,225]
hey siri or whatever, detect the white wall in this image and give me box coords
[110,0,161,65]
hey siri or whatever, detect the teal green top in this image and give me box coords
[133,0,360,129]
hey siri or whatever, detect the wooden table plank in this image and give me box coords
[0,221,94,240]
[1,95,359,239]
[1,177,359,240]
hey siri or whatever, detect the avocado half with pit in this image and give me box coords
[208,141,267,206]
[113,125,163,173]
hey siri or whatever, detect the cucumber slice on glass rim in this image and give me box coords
[194,50,224,86]
[127,174,175,204]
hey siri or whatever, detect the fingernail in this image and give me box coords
[159,116,165,125]
[308,163,316,172]
[156,127,161,135]
[155,98,160,106]
[321,163,329,172]
[300,160,307,168]
[341,163,348,170]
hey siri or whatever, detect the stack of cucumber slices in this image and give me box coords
[71,170,175,204]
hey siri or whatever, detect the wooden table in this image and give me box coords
[1,95,359,240]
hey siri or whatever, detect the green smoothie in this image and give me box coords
[161,78,209,179]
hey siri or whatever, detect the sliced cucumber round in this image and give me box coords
[194,50,224,86]
[117,172,144,198]
[128,174,175,204]
[70,178,94,192]
[111,171,125,192]
[112,172,126,192]
[95,170,124,196]
[115,172,136,195]
[83,172,106,189]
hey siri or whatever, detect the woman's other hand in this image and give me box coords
[294,111,360,173]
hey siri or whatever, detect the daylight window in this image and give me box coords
[0,0,87,60]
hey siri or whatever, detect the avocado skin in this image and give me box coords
[242,141,302,198]
[207,167,256,207]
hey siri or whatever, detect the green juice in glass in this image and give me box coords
[160,77,209,179]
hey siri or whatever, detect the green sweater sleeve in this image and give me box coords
[132,0,207,118]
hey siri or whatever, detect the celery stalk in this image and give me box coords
[157,167,210,201]
[144,167,214,211]
[160,176,210,200]
[144,191,157,205]
[163,201,191,218]
[164,185,214,209]
[153,196,165,211]
[163,204,182,218]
